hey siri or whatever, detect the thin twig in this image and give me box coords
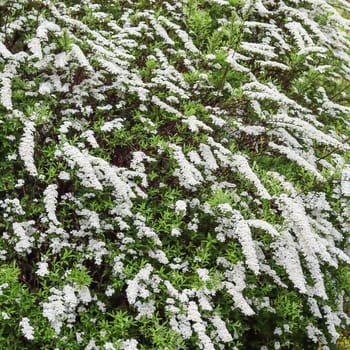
[330,81,350,100]
[315,136,350,163]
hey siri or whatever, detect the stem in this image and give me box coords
[218,63,230,93]
[315,136,350,163]
[330,81,350,101]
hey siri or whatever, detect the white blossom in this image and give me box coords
[120,339,138,350]
[62,143,103,190]
[183,115,213,133]
[1,312,10,320]
[36,261,49,277]
[19,120,37,176]
[341,165,350,196]
[36,20,60,40]
[211,315,233,343]
[58,171,70,180]
[0,42,13,59]
[175,200,187,215]
[197,268,210,282]
[224,281,255,316]
[43,184,60,225]
[27,38,42,60]
[171,227,181,237]
[306,324,323,343]
[70,44,93,70]
[170,144,204,189]
[19,317,35,340]
[105,286,115,297]
[269,142,324,181]
[272,230,308,294]
[0,283,9,296]
[0,75,13,110]
[126,264,153,305]
[278,195,327,299]
[148,249,169,264]
[232,155,271,200]
[246,220,280,237]
[241,42,277,59]
[87,239,108,265]
[100,118,124,132]
[13,221,35,254]
[79,286,92,304]
[2,1,350,348]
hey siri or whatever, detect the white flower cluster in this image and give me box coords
[76,208,101,234]
[187,301,215,350]
[87,239,108,265]
[43,184,60,225]
[0,75,13,110]
[272,230,308,294]
[36,261,49,277]
[0,198,25,217]
[170,144,204,190]
[13,221,35,254]
[27,38,43,60]
[341,165,350,196]
[0,42,13,59]
[42,284,92,334]
[120,339,138,350]
[2,0,350,348]
[62,143,103,190]
[133,213,162,246]
[215,208,260,274]
[18,120,38,176]
[269,142,324,181]
[183,115,213,133]
[36,20,61,40]
[210,315,233,343]
[232,154,271,200]
[270,113,344,149]
[70,44,93,71]
[125,265,161,318]
[100,118,124,132]
[19,317,35,340]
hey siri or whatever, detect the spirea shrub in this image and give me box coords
[1,0,350,349]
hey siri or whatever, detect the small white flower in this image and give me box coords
[105,286,115,297]
[79,286,92,304]
[171,227,181,237]
[205,54,216,60]
[15,179,25,188]
[104,343,116,350]
[36,262,49,277]
[39,82,52,95]
[1,312,10,320]
[197,268,210,282]
[7,154,17,161]
[175,200,187,215]
[58,171,70,180]
[76,332,84,343]
[120,339,138,350]
[19,317,35,340]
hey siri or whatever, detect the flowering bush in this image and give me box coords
[1,0,350,349]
